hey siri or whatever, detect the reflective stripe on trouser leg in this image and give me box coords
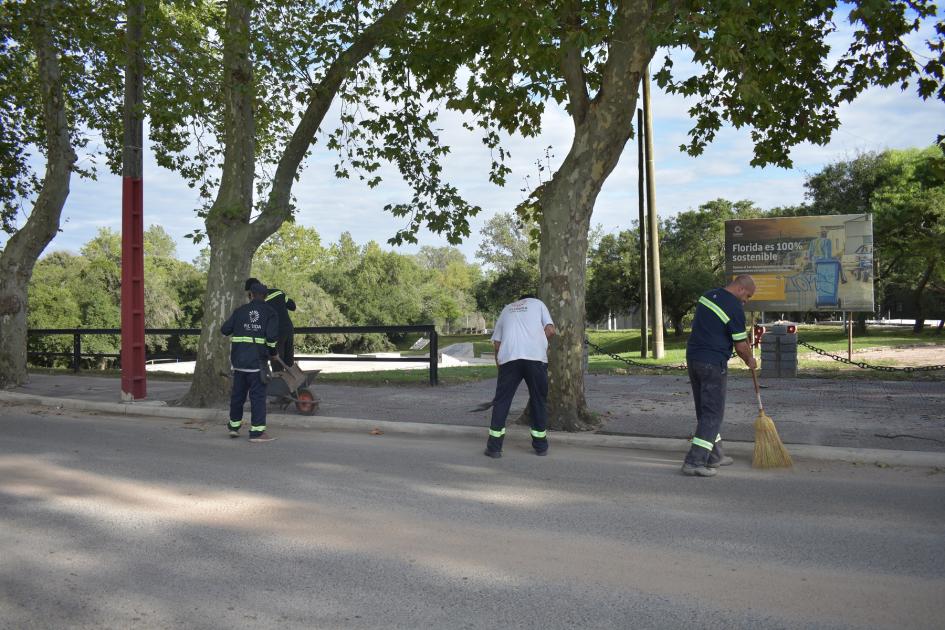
[691,437,714,450]
[685,361,727,466]
[708,433,726,465]
[522,360,549,452]
[229,420,242,429]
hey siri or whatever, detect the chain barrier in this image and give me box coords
[585,338,688,371]
[587,338,945,374]
[797,340,945,373]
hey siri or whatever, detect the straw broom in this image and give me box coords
[751,366,793,469]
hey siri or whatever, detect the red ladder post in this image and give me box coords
[120,0,146,400]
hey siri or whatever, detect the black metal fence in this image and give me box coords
[27,325,440,385]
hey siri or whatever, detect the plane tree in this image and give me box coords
[0,0,119,386]
[397,0,945,429]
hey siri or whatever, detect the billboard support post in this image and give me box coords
[847,312,853,362]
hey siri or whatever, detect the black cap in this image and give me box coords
[244,277,261,291]
[249,282,268,297]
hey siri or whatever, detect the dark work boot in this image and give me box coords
[707,442,734,468]
[682,444,715,477]
[681,463,717,477]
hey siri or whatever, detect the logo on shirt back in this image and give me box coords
[249,310,260,323]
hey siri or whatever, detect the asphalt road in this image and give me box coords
[16,372,945,452]
[2,403,943,629]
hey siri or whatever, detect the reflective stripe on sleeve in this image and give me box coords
[698,296,730,324]
[691,437,714,451]
[488,428,506,438]
[233,336,273,346]
[265,291,284,301]
[732,331,748,341]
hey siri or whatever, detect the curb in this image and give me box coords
[3,391,944,469]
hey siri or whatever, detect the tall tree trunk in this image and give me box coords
[180,0,256,406]
[854,312,868,335]
[538,0,660,430]
[180,0,416,406]
[0,2,76,388]
[911,260,935,334]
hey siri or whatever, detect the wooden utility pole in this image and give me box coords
[642,67,665,358]
[636,107,648,358]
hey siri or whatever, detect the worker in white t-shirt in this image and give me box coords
[484,295,556,458]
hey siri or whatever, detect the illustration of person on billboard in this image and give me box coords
[807,228,846,308]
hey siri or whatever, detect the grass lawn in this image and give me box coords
[585,325,945,380]
[28,325,943,386]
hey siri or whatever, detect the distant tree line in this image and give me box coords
[26,146,944,367]
[586,147,945,336]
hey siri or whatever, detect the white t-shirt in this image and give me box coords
[491,298,554,365]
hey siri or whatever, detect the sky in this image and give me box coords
[4,15,943,266]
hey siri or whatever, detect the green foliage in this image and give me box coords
[586,230,641,323]
[474,212,539,273]
[472,211,540,316]
[27,225,206,366]
[0,0,124,232]
[415,245,480,331]
[660,199,761,334]
[656,1,944,167]
[474,263,539,317]
[768,147,945,325]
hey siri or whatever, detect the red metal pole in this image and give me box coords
[121,177,145,399]
[121,0,146,400]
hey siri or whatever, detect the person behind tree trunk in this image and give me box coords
[223,282,279,443]
[484,294,556,458]
[244,277,296,369]
[682,275,756,476]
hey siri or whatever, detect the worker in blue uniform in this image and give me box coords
[222,282,280,443]
[682,275,756,476]
[245,277,297,369]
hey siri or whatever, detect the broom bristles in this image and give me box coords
[753,410,793,469]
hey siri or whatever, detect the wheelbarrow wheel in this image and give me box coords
[295,388,319,415]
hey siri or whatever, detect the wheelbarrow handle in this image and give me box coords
[272,354,288,369]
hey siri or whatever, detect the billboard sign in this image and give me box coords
[725,214,874,312]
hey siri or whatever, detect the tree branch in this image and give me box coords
[252,0,418,243]
[559,0,590,124]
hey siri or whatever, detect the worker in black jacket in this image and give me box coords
[222,282,279,443]
[245,277,296,369]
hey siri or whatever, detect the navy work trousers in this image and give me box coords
[488,359,549,453]
[684,360,728,466]
[229,370,268,436]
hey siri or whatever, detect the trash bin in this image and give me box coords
[815,259,841,308]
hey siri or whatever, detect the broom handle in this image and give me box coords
[750,366,765,413]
